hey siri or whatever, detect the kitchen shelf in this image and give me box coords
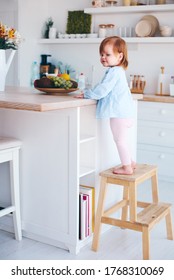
[126,37,174,43]
[84,4,174,15]
[38,38,98,44]
[38,37,174,44]
[38,4,174,46]
[79,166,96,178]
[80,135,96,144]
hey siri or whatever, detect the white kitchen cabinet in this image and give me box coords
[137,101,174,182]
[0,104,96,254]
[0,90,140,254]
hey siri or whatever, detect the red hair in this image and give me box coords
[99,36,128,69]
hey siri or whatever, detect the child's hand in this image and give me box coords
[74,92,84,98]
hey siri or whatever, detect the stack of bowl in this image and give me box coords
[135,15,159,37]
[160,26,173,37]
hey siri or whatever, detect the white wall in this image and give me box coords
[2,0,174,93]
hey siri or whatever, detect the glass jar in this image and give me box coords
[123,0,131,5]
[99,24,107,38]
[156,0,166,4]
[106,24,115,36]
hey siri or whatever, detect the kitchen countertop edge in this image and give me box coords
[0,87,142,112]
[140,94,174,103]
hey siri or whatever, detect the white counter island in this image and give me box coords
[0,87,142,254]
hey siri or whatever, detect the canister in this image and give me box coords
[99,24,107,38]
[156,0,166,4]
[123,0,131,5]
[106,24,115,36]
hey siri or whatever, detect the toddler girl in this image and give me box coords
[76,36,135,175]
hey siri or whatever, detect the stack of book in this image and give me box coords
[79,185,95,240]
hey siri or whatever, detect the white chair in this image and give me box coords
[0,137,22,240]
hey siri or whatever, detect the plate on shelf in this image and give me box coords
[135,20,152,37]
[35,87,78,94]
[142,15,159,37]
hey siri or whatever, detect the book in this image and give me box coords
[79,185,95,235]
[84,185,95,233]
[79,193,87,240]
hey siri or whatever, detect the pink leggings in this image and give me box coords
[110,118,134,166]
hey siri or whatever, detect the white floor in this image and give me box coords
[0,180,174,260]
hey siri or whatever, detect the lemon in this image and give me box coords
[60,73,70,80]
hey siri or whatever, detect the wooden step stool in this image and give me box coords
[92,164,173,259]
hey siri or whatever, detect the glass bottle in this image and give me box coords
[31,61,39,87]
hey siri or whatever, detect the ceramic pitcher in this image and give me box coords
[0,49,16,91]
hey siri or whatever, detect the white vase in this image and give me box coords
[0,49,16,91]
[49,27,57,39]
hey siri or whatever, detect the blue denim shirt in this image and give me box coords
[84,66,134,119]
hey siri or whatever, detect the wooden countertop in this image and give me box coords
[0,87,142,112]
[141,94,174,103]
[0,87,96,112]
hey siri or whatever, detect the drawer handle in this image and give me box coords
[159,131,165,137]
[160,109,166,115]
[159,154,165,159]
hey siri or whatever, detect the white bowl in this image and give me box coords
[80,34,87,38]
[58,34,64,39]
[160,29,172,37]
[160,25,171,31]
[75,34,81,38]
[69,34,76,39]
[160,26,172,36]
[64,34,70,39]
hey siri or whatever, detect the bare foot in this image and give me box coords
[131,161,136,169]
[113,165,133,175]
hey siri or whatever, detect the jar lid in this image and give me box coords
[106,24,115,28]
[99,24,107,28]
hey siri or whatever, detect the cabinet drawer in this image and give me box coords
[137,145,174,179]
[138,121,174,148]
[138,101,174,123]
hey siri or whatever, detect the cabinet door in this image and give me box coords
[138,101,174,123]
[138,120,174,148]
[79,105,96,178]
[138,144,174,181]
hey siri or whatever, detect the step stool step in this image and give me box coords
[137,202,171,228]
[99,164,157,186]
